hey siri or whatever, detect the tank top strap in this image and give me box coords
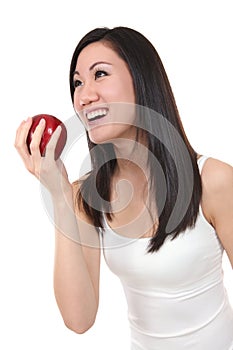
[197,155,209,173]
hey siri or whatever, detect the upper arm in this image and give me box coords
[72,180,101,302]
[201,158,233,268]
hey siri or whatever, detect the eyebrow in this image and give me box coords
[73,61,112,76]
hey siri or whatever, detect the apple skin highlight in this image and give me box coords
[26,114,67,160]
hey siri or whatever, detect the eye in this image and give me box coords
[95,70,108,80]
[73,79,83,88]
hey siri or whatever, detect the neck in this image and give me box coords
[113,137,149,176]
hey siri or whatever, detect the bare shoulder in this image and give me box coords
[201,157,233,219]
[201,157,233,266]
[201,157,233,192]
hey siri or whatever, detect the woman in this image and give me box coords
[15,27,233,349]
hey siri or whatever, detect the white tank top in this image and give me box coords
[101,156,233,349]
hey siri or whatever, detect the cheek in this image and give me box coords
[109,102,136,127]
[120,75,135,103]
[103,77,135,104]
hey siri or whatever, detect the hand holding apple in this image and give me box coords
[26,114,67,160]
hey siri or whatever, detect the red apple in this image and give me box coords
[26,114,67,160]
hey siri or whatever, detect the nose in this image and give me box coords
[77,82,99,107]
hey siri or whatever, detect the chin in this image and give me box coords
[88,127,113,145]
[88,125,117,145]
[88,123,136,145]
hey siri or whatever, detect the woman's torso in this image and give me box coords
[101,156,233,349]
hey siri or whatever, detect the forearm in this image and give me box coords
[52,191,98,333]
[15,117,98,332]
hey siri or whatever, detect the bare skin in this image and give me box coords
[14,42,233,334]
[14,117,233,337]
[200,157,233,268]
[15,117,100,333]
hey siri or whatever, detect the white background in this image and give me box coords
[1,0,232,349]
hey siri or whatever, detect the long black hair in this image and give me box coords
[69,26,202,252]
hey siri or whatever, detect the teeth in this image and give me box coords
[86,109,108,121]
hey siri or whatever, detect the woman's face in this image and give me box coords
[73,41,136,144]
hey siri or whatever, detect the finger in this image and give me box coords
[28,119,48,178]
[29,118,46,158]
[15,117,39,174]
[45,125,62,160]
[15,117,33,160]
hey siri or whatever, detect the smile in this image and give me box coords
[86,108,108,122]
